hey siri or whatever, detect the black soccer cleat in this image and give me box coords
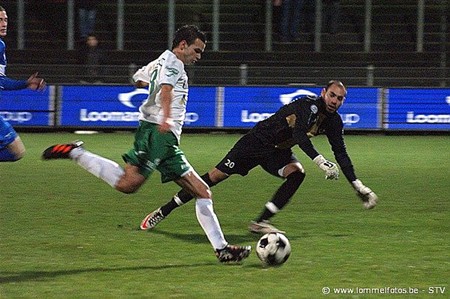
[215,245,251,263]
[42,141,84,160]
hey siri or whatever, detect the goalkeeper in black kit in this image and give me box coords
[140,80,378,234]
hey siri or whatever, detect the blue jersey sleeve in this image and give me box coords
[0,76,28,90]
[0,38,28,91]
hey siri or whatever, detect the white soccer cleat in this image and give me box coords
[140,208,165,230]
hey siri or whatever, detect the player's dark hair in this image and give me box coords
[0,6,5,12]
[172,25,206,49]
[326,80,345,90]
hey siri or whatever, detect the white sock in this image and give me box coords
[195,198,228,250]
[173,195,184,206]
[265,202,280,213]
[70,148,125,188]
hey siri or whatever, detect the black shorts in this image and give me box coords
[215,133,298,177]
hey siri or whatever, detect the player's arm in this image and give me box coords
[297,140,339,180]
[26,72,46,91]
[158,83,173,133]
[0,76,27,90]
[326,119,378,209]
[0,72,45,91]
[325,119,354,181]
[134,80,148,88]
[290,100,339,180]
[132,63,152,88]
[293,126,339,180]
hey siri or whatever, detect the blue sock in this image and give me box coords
[0,148,19,162]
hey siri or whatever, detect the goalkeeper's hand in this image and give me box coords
[352,179,378,209]
[313,155,339,180]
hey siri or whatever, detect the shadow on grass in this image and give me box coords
[149,229,258,244]
[148,229,318,245]
[0,262,216,284]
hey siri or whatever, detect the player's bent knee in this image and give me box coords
[293,162,305,174]
[280,162,305,177]
[115,182,140,194]
[14,149,26,161]
[116,186,138,194]
[115,166,145,194]
[196,187,212,200]
[7,153,25,162]
[0,148,25,162]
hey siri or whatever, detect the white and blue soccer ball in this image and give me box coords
[256,232,291,266]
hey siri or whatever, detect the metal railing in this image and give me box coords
[5,1,448,87]
[9,0,448,54]
[7,64,449,87]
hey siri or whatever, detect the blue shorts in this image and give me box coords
[0,117,18,149]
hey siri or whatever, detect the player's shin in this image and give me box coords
[72,149,125,188]
[195,198,228,250]
[160,192,192,216]
[256,171,305,222]
[161,172,216,216]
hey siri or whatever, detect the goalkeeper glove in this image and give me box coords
[352,179,378,209]
[313,155,339,180]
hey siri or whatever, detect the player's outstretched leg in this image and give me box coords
[42,141,84,159]
[42,141,125,189]
[249,171,305,234]
[215,245,251,263]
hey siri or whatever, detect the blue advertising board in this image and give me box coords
[182,87,216,127]
[221,86,380,129]
[338,87,380,129]
[0,87,54,126]
[10,84,448,132]
[221,86,320,128]
[59,86,216,128]
[60,86,141,127]
[386,88,450,130]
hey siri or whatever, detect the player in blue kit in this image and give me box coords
[0,6,46,162]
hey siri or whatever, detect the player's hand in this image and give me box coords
[313,155,339,180]
[27,72,46,91]
[158,118,173,133]
[352,179,378,209]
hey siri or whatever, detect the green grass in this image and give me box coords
[1,132,449,298]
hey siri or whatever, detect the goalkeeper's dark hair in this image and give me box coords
[0,6,5,12]
[172,25,206,49]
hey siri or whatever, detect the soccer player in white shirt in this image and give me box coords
[42,25,251,263]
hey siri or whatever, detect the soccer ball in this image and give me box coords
[256,232,291,266]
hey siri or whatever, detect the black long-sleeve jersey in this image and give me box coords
[251,95,357,182]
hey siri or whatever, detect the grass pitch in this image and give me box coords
[1,132,449,298]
